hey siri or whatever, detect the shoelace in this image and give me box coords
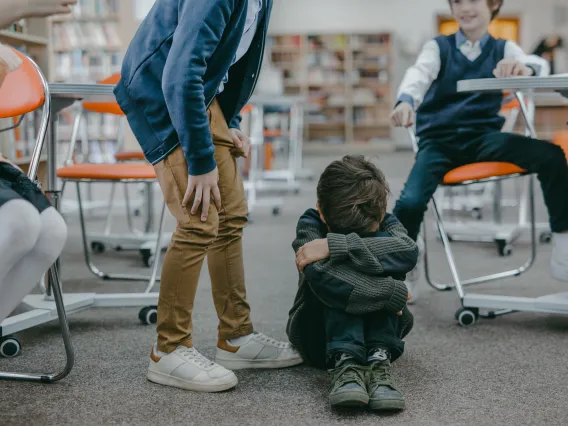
[254,332,289,349]
[332,364,366,389]
[178,348,215,368]
[369,362,397,390]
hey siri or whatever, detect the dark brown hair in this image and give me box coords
[317,155,390,233]
[448,0,503,20]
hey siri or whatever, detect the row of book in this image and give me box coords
[52,22,121,51]
[54,50,121,82]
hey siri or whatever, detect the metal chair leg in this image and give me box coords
[76,182,161,282]
[143,201,167,294]
[0,265,74,383]
[424,176,538,293]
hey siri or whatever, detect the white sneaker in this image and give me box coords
[215,332,303,370]
[405,235,424,304]
[551,232,568,281]
[147,345,238,392]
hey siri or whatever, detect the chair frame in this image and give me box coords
[0,52,74,383]
[410,90,539,326]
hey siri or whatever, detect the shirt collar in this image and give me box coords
[456,29,491,50]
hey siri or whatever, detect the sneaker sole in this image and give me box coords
[369,398,406,411]
[147,369,238,393]
[329,390,369,408]
[215,356,303,370]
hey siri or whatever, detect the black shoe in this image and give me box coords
[328,354,369,408]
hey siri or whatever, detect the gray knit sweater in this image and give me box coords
[286,209,418,369]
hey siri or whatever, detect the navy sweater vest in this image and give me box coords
[416,34,507,140]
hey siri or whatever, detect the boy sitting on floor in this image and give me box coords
[390,0,568,292]
[287,155,418,411]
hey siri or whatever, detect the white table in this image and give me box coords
[454,76,568,320]
[1,84,160,352]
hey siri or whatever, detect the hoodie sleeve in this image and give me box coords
[161,0,237,176]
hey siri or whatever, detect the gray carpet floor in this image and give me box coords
[1,152,568,426]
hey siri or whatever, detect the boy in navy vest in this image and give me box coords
[390,0,568,294]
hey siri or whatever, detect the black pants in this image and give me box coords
[393,132,568,241]
[325,307,405,366]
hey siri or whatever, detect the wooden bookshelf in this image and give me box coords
[268,32,394,145]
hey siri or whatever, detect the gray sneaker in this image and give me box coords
[328,354,369,408]
[367,358,406,411]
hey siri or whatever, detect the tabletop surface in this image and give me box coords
[458,75,568,94]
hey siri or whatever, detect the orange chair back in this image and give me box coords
[0,49,45,118]
[82,73,124,115]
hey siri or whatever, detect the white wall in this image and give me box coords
[269,0,567,53]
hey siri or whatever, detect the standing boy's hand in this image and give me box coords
[183,167,222,222]
[296,238,330,272]
[493,59,533,78]
[390,102,416,128]
[229,128,250,158]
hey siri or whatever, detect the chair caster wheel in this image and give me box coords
[0,336,21,357]
[272,207,281,216]
[496,240,512,256]
[455,308,478,327]
[540,231,553,244]
[140,249,153,267]
[91,241,105,254]
[139,306,158,325]
[471,207,483,220]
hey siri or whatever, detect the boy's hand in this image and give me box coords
[396,291,412,316]
[493,60,533,78]
[390,102,415,128]
[296,238,330,272]
[183,167,222,222]
[229,128,250,158]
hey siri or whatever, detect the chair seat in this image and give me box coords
[57,163,156,181]
[443,162,527,185]
[115,151,146,161]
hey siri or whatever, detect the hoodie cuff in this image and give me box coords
[385,280,409,313]
[327,233,348,263]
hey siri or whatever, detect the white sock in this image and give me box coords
[228,333,254,346]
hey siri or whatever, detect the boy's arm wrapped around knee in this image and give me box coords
[292,209,327,253]
[326,213,419,276]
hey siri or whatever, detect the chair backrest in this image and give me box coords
[0,49,46,118]
[0,48,50,181]
[82,73,123,115]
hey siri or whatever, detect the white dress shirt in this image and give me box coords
[218,0,263,94]
[397,33,551,109]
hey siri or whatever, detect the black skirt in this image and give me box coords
[0,162,52,213]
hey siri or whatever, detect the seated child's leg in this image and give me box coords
[324,307,369,408]
[393,140,457,241]
[364,311,406,411]
[475,132,568,280]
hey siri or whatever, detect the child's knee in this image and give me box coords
[36,207,68,263]
[2,199,41,255]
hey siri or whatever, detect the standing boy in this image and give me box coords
[114,0,302,393]
[390,0,568,287]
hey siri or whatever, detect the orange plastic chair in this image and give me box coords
[553,130,568,162]
[57,73,163,282]
[0,48,75,384]
[66,73,145,164]
[0,49,50,181]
